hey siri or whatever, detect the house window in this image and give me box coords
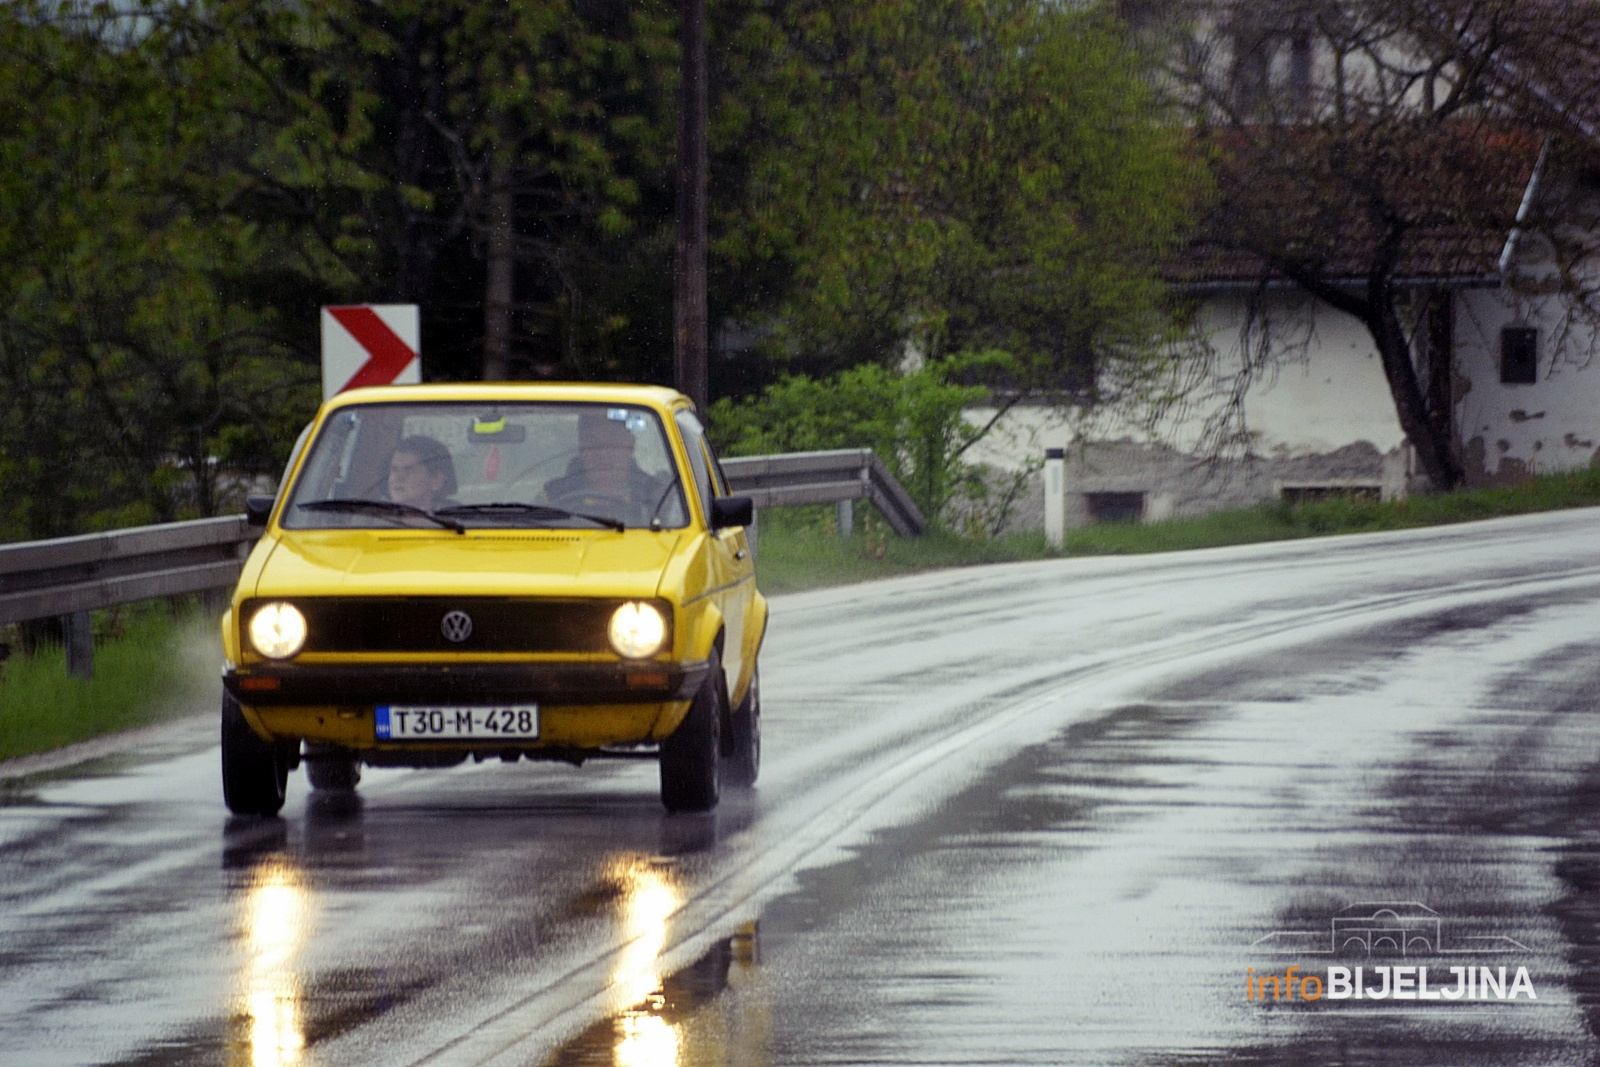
[1501,327,1538,384]
[1288,33,1313,101]
[1086,492,1145,524]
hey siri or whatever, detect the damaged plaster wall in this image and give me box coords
[965,291,1410,529]
[1454,286,1600,485]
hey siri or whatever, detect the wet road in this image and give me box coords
[7,510,1600,1065]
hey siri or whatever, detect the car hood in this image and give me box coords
[250,528,684,600]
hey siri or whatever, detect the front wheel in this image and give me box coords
[661,649,723,813]
[724,665,760,788]
[221,694,289,816]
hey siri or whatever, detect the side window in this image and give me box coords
[702,439,732,497]
[700,440,727,497]
[674,410,716,520]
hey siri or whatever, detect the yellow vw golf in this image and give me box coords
[220,383,765,816]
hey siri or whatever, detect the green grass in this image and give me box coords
[0,604,220,762]
[754,465,1600,594]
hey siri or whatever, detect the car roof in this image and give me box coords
[320,382,690,413]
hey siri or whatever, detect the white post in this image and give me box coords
[1044,447,1065,549]
[835,499,854,538]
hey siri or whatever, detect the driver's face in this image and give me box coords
[578,419,635,491]
[389,451,446,510]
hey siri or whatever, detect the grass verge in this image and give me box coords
[754,465,1600,594]
[0,603,220,763]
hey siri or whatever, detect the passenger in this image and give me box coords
[387,436,458,511]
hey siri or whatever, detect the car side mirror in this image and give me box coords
[245,495,275,528]
[710,495,753,530]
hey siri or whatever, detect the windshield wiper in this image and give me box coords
[434,502,625,532]
[646,481,680,531]
[297,498,465,533]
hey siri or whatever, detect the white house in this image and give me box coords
[966,3,1600,529]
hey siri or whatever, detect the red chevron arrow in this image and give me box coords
[327,306,417,391]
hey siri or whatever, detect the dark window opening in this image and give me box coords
[1231,32,1273,116]
[1288,34,1313,100]
[1086,492,1145,524]
[1501,327,1538,385]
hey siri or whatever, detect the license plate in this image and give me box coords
[375,705,539,740]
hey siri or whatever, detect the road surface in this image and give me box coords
[5,509,1600,1065]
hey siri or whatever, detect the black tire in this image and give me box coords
[661,649,723,813]
[221,694,289,817]
[724,665,760,788]
[305,745,362,792]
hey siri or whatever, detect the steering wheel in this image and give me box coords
[546,488,634,516]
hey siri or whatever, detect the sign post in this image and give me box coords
[321,305,420,399]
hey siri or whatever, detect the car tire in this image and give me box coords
[724,665,760,788]
[661,648,723,813]
[221,693,289,817]
[305,745,362,792]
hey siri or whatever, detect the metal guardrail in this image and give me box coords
[0,516,255,628]
[0,449,926,649]
[721,448,926,538]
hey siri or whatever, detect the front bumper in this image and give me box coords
[224,659,708,707]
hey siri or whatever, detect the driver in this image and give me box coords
[540,410,668,522]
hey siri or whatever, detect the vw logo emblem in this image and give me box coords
[440,610,473,643]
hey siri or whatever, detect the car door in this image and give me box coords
[673,411,753,695]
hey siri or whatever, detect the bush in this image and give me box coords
[709,354,1012,523]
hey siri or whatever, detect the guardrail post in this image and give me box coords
[835,499,853,538]
[1045,447,1065,549]
[64,611,93,679]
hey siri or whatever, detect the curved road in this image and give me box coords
[7,510,1600,1065]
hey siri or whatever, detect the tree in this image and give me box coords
[0,2,321,537]
[206,0,676,383]
[1159,0,1600,491]
[714,0,1203,414]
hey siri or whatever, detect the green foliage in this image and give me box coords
[0,1,323,538]
[718,0,1204,396]
[0,0,1204,542]
[710,353,1012,520]
[201,0,680,380]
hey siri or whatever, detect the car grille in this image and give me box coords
[242,597,650,654]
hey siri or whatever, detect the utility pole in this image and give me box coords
[673,0,709,414]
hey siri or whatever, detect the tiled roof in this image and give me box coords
[1171,123,1544,288]
[1467,0,1600,145]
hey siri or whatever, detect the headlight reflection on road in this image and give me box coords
[237,859,312,1067]
[609,857,682,1067]
[616,1011,679,1067]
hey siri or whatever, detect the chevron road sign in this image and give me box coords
[320,304,421,399]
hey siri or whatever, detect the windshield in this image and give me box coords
[282,401,688,531]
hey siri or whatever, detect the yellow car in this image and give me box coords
[220,383,765,816]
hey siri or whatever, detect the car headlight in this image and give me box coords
[609,601,667,659]
[248,602,307,660]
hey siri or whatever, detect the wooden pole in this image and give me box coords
[673,0,709,414]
